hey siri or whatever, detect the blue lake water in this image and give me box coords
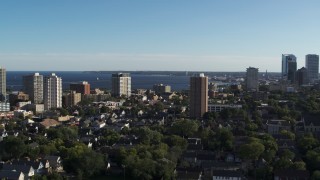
[6,71,190,91]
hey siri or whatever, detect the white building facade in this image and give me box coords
[111,73,131,97]
[44,73,62,110]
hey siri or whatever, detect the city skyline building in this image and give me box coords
[305,54,319,83]
[287,60,297,83]
[44,73,62,110]
[189,73,208,119]
[23,73,44,104]
[282,54,297,83]
[70,81,91,95]
[246,67,259,91]
[64,91,82,107]
[295,67,308,87]
[111,73,131,97]
[153,84,171,94]
[0,67,6,101]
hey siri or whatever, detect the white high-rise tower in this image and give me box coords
[111,73,131,97]
[44,73,62,110]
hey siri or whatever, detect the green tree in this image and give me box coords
[280,130,295,140]
[169,119,199,137]
[47,126,78,141]
[274,158,293,170]
[63,145,105,178]
[292,161,306,170]
[1,136,27,159]
[153,101,165,112]
[100,106,108,113]
[239,142,265,160]
[133,127,163,145]
[203,112,217,120]
[311,170,320,180]
[164,135,187,150]
[100,129,120,146]
[281,149,295,160]
[297,134,319,153]
[58,108,69,116]
[208,128,234,151]
[305,150,320,171]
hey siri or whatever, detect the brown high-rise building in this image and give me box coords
[190,73,208,119]
[70,81,91,95]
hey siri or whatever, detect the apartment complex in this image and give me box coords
[23,73,44,104]
[189,73,208,119]
[70,81,91,95]
[44,73,62,110]
[111,73,131,97]
[246,67,259,91]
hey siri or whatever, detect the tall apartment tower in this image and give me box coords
[282,54,297,83]
[190,73,208,119]
[23,73,43,104]
[111,73,131,97]
[305,54,319,83]
[0,67,6,101]
[70,81,91,95]
[44,73,62,110]
[287,60,297,83]
[246,67,259,91]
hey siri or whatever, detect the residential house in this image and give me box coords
[266,120,291,135]
[92,120,106,130]
[1,164,35,177]
[202,162,241,176]
[182,152,197,165]
[212,170,243,180]
[274,170,310,180]
[176,167,202,180]
[0,128,7,141]
[40,119,60,129]
[44,156,63,172]
[11,159,44,175]
[196,151,216,166]
[302,114,320,133]
[0,171,25,180]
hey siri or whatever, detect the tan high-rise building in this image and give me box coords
[64,91,82,107]
[111,73,131,97]
[190,73,208,119]
[23,73,43,104]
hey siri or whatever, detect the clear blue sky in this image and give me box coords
[1,0,320,71]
